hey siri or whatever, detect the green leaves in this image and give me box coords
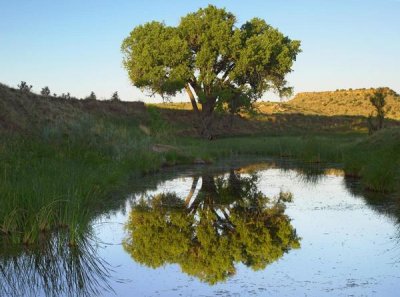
[122,5,301,114]
[122,22,191,98]
[123,172,300,284]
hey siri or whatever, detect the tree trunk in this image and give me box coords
[200,99,216,140]
[184,176,199,207]
[184,83,216,139]
[184,84,199,114]
[377,112,384,130]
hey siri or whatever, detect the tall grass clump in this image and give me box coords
[343,127,400,192]
[0,113,164,245]
[176,135,352,164]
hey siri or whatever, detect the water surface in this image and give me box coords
[1,159,400,296]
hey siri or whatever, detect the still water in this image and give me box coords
[1,159,400,296]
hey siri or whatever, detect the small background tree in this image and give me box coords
[18,81,32,93]
[367,88,387,134]
[60,93,71,100]
[41,86,51,97]
[85,91,97,100]
[111,91,120,101]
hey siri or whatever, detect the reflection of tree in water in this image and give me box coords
[124,170,300,284]
[0,231,113,297]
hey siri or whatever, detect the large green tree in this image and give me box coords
[121,5,301,138]
[123,171,300,284]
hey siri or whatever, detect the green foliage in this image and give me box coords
[0,231,113,296]
[0,114,161,245]
[121,21,190,97]
[367,87,388,133]
[18,81,32,93]
[1,80,398,248]
[85,91,97,100]
[110,91,120,101]
[121,5,301,115]
[146,105,173,140]
[60,92,71,100]
[343,127,400,192]
[40,86,51,97]
[123,172,300,284]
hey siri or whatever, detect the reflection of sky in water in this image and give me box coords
[93,166,400,297]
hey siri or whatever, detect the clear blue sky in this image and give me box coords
[1,0,399,102]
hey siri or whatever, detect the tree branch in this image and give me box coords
[185,84,200,114]
[221,63,235,82]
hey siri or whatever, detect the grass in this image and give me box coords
[172,135,348,163]
[0,115,164,245]
[343,128,400,192]
[1,82,399,245]
[275,87,400,120]
[180,131,400,193]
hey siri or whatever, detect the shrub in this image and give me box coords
[40,86,51,97]
[18,81,32,93]
[111,91,120,101]
[85,91,97,100]
[367,88,387,134]
[61,92,71,100]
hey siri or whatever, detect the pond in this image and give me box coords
[1,159,400,296]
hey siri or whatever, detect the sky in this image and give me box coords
[0,0,399,102]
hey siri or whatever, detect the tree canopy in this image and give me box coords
[123,170,300,284]
[367,88,388,133]
[121,5,301,137]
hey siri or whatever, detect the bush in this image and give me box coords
[85,91,97,100]
[18,81,32,93]
[111,91,120,101]
[367,88,388,134]
[61,92,71,100]
[40,86,51,97]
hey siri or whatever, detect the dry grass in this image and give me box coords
[150,87,400,137]
[280,87,400,119]
[0,83,147,134]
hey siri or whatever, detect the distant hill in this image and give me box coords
[1,82,399,137]
[287,88,400,119]
[0,83,146,133]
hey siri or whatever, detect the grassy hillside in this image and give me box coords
[0,83,148,134]
[159,88,400,121]
[0,82,399,245]
[153,88,400,136]
[0,84,167,245]
[285,88,400,119]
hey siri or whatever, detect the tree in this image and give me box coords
[18,81,32,93]
[85,91,97,100]
[367,88,388,134]
[40,86,51,97]
[60,92,71,100]
[123,171,300,284]
[110,91,120,101]
[121,5,301,138]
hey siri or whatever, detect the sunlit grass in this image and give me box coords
[0,115,164,245]
[1,85,399,245]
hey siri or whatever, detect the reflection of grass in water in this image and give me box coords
[0,230,113,297]
[177,128,400,193]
